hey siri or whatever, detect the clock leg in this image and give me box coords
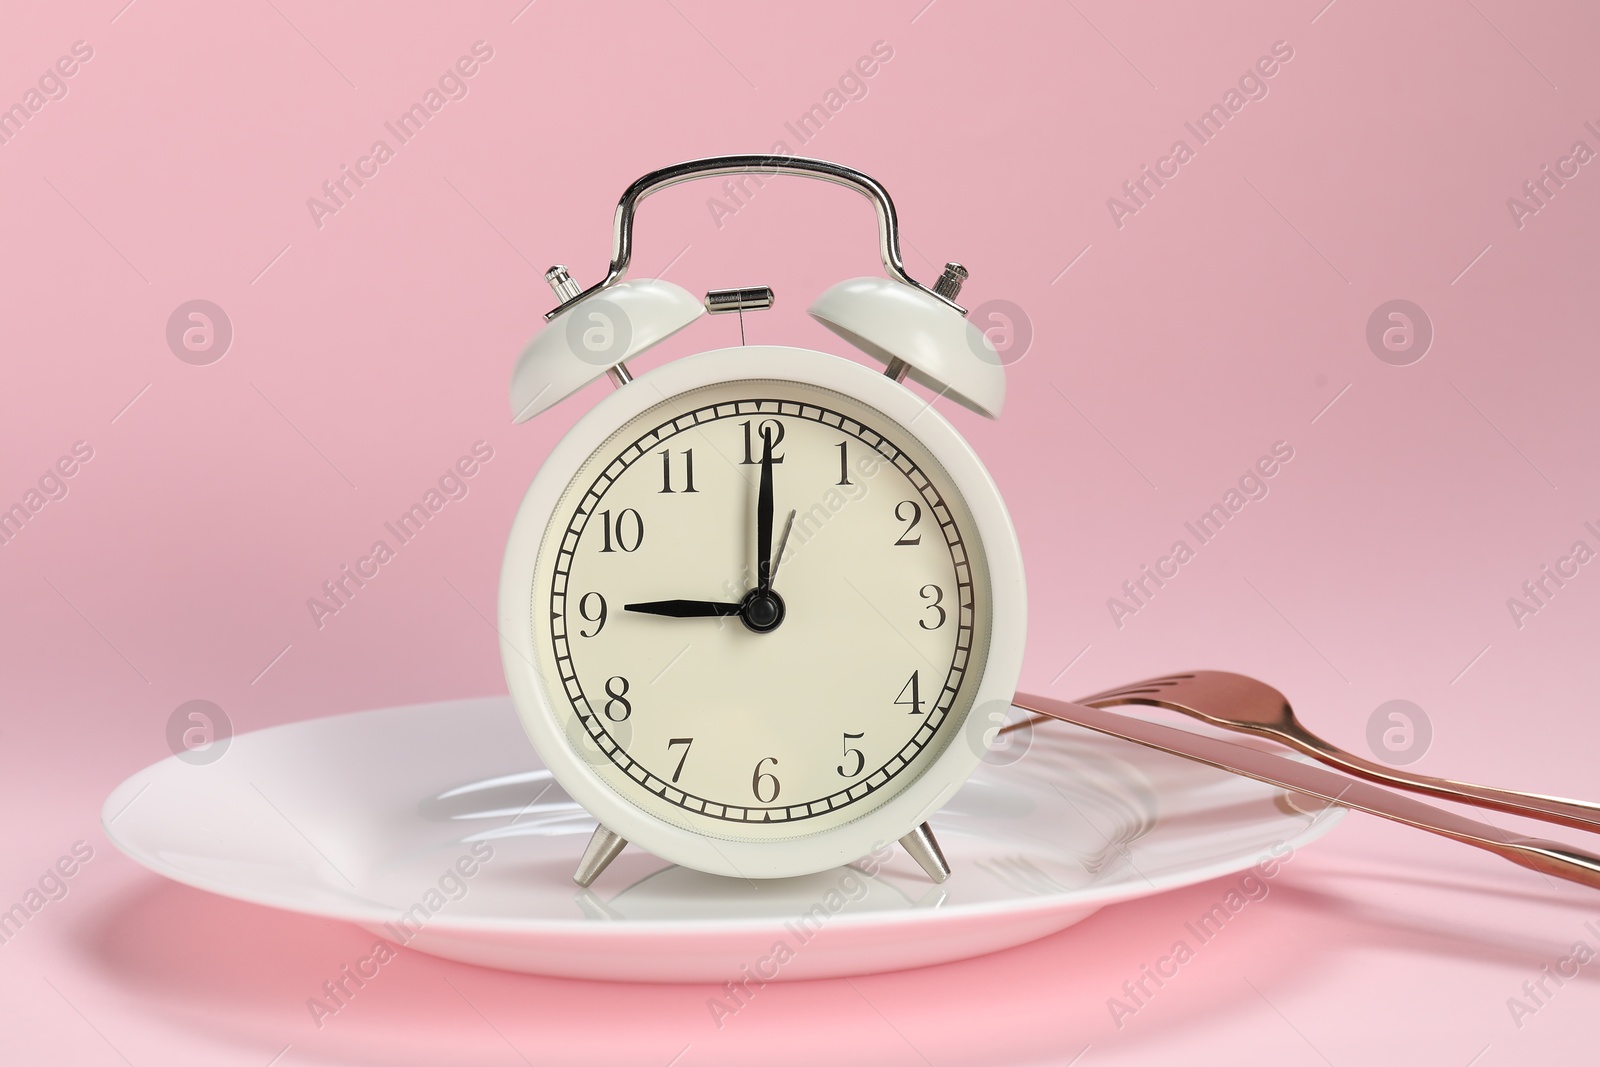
[898,821,951,884]
[573,824,627,887]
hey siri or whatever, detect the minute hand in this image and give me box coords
[624,599,744,618]
[756,428,775,592]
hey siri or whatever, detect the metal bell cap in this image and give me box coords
[509,278,705,422]
[808,277,1005,419]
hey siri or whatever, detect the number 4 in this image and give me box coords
[895,671,923,715]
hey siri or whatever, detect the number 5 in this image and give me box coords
[837,732,865,777]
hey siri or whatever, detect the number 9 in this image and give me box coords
[578,592,607,637]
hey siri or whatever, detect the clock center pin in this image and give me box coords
[739,589,787,633]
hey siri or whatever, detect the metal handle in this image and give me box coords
[543,155,962,320]
[1289,730,1600,836]
[1011,693,1600,894]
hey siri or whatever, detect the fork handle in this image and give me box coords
[1013,693,1600,893]
[1285,733,1600,836]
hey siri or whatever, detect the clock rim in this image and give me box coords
[499,344,1026,879]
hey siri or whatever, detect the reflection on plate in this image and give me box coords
[103,697,1341,981]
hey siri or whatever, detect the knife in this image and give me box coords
[1012,693,1600,892]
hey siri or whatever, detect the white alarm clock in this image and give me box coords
[498,156,1025,886]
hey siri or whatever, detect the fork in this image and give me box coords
[1009,689,1600,891]
[1064,671,1600,834]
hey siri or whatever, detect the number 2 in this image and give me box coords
[894,500,921,545]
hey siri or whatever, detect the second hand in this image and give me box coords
[770,509,797,584]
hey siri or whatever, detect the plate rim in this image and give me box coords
[101,696,1346,938]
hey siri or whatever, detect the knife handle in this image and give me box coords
[1286,733,1600,836]
[1012,692,1600,893]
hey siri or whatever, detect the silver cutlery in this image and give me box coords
[1010,686,1600,892]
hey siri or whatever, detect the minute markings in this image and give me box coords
[540,395,976,823]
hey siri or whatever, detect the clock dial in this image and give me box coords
[529,378,992,842]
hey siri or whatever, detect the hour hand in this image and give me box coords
[624,599,744,618]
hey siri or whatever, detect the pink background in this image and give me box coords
[3,0,1598,1063]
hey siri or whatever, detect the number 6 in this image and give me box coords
[751,756,780,803]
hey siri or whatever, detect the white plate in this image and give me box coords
[102,697,1342,982]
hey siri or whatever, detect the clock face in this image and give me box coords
[526,376,993,843]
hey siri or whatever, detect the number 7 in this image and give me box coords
[667,737,693,783]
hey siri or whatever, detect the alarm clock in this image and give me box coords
[498,156,1025,886]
